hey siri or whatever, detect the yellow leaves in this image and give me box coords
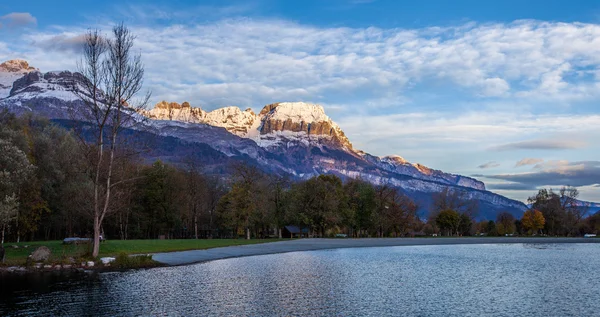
[522,209,545,233]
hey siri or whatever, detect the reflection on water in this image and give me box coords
[1,243,599,316]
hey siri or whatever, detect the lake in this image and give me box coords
[1,243,599,316]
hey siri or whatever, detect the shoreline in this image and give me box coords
[152,236,600,266]
[2,237,598,273]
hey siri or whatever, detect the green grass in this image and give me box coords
[1,239,282,266]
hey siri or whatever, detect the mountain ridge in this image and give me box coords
[0,59,531,220]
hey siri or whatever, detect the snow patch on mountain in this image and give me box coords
[203,106,256,135]
[265,102,334,126]
[253,130,317,148]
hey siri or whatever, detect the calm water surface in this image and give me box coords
[1,243,599,316]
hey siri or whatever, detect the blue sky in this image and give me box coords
[1,0,600,202]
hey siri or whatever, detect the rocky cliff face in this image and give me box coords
[141,101,256,134]
[141,101,352,149]
[0,62,90,121]
[10,70,86,97]
[258,102,352,150]
[0,59,36,73]
[143,101,205,123]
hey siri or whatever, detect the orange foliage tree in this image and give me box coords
[522,209,545,234]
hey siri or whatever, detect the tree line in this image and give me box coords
[1,110,598,243]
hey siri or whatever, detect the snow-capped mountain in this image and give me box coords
[141,101,352,150]
[0,60,529,219]
[141,100,486,191]
[0,59,37,99]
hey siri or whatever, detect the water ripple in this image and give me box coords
[1,243,599,316]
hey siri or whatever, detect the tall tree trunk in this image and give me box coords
[16,209,20,243]
[124,211,129,240]
[92,215,100,257]
[194,214,198,239]
[209,209,214,239]
[119,212,125,240]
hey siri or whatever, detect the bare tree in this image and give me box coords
[267,175,290,239]
[73,24,149,257]
[430,187,479,219]
[560,186,586,236]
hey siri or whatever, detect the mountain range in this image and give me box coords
[0,59,541,220]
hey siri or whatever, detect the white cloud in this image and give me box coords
[4,19,600,110]
[515,158,544,167]
[478,161,501,169]
[0,12,37,30]
[2,17,600,202]
[490,139,587,151]
[483,160,600,188]
[337,112,600,148]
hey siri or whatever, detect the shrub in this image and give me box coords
[112,252,158,269]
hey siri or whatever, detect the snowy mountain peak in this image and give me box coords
[258,102,352,149]
[0,60,38,99]
[143,101,205,123]
[142,101,258,135]
[382,155,409,165]
[141,100,353,149]
[261,102,331,124]
[0,59,37,73]
[203,106,257,135]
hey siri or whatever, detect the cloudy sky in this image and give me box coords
[1,0,599,202]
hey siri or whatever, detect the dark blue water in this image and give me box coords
[1,243,599,316]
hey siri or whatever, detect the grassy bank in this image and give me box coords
[1,239,282,266]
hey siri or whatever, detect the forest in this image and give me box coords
[1,110,599,244]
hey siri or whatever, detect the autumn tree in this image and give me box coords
[522,209,545,235]
[528,187,584,236]
[496,212,516,235]
[528,189,563,235]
